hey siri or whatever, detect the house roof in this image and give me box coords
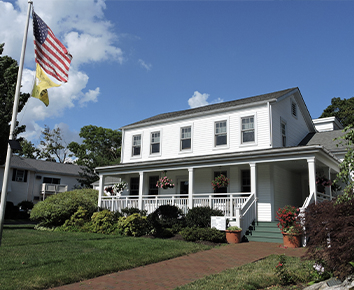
[121,87,300,129]
[299,130,347,153]
[7,155,82,177]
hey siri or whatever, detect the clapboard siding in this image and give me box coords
[122,104,271,163]
[272,97,311,148]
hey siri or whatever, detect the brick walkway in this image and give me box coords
[51,242,305,290]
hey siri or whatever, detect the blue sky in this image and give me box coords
[1,0,354,153]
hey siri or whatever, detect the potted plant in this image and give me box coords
[316,174,332,193]
[276,205,303,248]
[156,175,175,189]
[225,226,242,244]
[212,174,229,191]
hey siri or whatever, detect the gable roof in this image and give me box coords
[122,87,300,129]
[8,155,82,177]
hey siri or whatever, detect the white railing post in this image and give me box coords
[235,208,241,228]
[188,168,194,209]
[230,194,233,217]
[98,175,105,209]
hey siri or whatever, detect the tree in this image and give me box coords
[39,125,72,163]
[320,97,354,127]
[0,43,30,164]
[68,125,121,187]
[17,138,41,159]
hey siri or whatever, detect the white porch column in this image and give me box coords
[188,168,194,209]
[307,158,317,204]
[138,171,144,210]
[98,174,105,208]
[328,168,332,200]
[250,163,257,195]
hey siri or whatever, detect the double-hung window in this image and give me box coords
[12,169,27,182]
[181,126,191,150]
[241,116,254,143]
[132,135,141,156]
[150,132,160,154]
[215,121,227,146]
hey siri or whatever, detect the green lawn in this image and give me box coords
[0,224,211,290]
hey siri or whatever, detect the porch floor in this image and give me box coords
[51,241,304,290]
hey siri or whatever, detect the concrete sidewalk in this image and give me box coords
[51,242,305,290]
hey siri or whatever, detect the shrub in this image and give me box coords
[147,205,185,236]
[304,194,354,279]
[185,206,224,228]
[30,189,98,227]
[180,227,226,243]
[117,213,149,237]
[60,206,91,232]
[121,207,147,217]
[89,209,115,234]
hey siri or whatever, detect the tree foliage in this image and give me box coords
[0,43,30,164]
[68,125,121,187]
[17,138,41,159]
[39,125,71,163]
[320,97,354,127]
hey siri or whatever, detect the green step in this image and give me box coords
[245,221,283,244]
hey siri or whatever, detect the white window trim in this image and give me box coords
[150,130,162,156]
[281,118,287,147]
[179,125,193,153]
[131,133,143,159]
[214,119,229,149]
[240,114,257,147]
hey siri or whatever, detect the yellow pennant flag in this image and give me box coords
[32,63,61,106]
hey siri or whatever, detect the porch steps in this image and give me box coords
[245,221,283,243]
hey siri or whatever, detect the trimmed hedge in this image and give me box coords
[30,189,98,227]
[180,227,226,243]
[185,206,224,228]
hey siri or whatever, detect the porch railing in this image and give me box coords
[100,192,251,217]
[239,193,256,237]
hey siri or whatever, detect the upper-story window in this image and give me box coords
[12,169,27,182]
[150,132,160,154]
[132,134,141,156]
[291,101,297,118]
[241,116,254,143]
[181,126,191,150]
[281,120,287,147]
[215,121,227,146]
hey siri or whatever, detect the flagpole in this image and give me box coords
[0,0,33,246]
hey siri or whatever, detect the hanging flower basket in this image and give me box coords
[316,174,332,193]
[211,174,229,191]
[156,175,175,189]
[104,181,127,197]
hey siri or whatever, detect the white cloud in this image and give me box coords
[188,91,224,109]
[138,59,152,71]
[188,91,210,108]
[79,87,100,107]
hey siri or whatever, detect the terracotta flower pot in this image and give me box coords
[225,230,242,244]
[282,233,302,248]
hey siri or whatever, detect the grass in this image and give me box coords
[0,224,211,290]
[175,254,317,290]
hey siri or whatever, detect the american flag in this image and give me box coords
[32,10,72,83]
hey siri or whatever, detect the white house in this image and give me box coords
[95,87,345,236]
[0,155,83,206]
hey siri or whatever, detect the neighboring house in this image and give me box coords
[95,87,346,235]
[0,156,83,206]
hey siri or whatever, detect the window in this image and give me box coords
[181,126,191,150]
[150,132,160,154]
[241,116,254,143]
[291,101,297,117]
[241,170,251,192]
[43,177,61,184]
[12,169,27,182]
[215,121,227,146]
[130,177,139,196]
[281,120,286,147]
[149,176,159,195]
[132,135,141,156]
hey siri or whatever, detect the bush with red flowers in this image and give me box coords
[276,205,302,235]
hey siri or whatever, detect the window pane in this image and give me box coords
[181,138,191,150]
[133,146,140,156]
[216,134,227,146]
[151,143,160,153]
[242,131,254,142]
